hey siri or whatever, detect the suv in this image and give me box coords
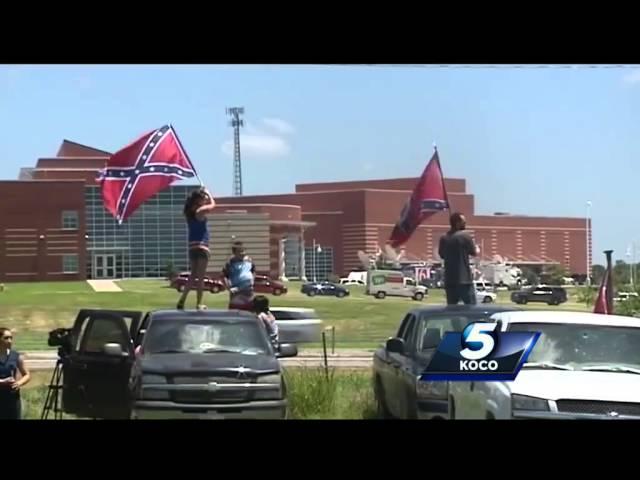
[58,308,298,420]
[511,286,567,306]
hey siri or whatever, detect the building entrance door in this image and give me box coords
[94,254,116,279]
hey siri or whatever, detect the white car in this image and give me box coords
[474,281,496,304]
[450,310,640,419]
[615,292,639,303]
[269,307,323,344]
[340,279,365,286]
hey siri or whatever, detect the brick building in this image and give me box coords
[0,139,591,282]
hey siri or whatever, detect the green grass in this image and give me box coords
[0,279,591,352]
[20,368,375,420]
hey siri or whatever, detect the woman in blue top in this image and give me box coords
[0,328,31,420]
[177,188,216,310]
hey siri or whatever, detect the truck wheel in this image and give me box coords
[376,291,386,299]
[482,296,493,303]
[413,292,424,301]
[210,285,220,294]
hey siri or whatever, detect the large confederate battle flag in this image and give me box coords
[98,125,198,224]
[593,251,614,315]
[388,149,449,248]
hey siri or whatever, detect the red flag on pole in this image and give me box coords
[388,149,449,248]
[98,125,201,224]
[594,250,614,314]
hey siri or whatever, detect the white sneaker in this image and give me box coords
[196,304,208,311]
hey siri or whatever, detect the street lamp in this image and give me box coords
[586,201,592,286]
[312,239,322,282]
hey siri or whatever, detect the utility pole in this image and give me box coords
[226,107,244,196]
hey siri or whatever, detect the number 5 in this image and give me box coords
[460,323,497,360]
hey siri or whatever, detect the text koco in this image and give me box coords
[459,359,499,371]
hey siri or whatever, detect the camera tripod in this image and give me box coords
[41,356,64,420]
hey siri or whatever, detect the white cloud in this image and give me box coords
[221,117,294,159]
[261,117,295,135]
[622,69,640,85]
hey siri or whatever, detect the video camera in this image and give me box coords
[48,327,73,358]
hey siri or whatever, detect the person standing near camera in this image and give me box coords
[438,212,480,305]
[0,328,31,420]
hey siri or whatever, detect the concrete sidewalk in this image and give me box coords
[86,280,122,292]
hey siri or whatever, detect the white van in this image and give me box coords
[366,270,427,301]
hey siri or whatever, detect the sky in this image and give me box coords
[1,64,639,263]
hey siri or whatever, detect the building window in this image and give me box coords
[62,210,79,230]
[305,246,334,281]
[63,254,79,274]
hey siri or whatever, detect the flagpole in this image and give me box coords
[169,124,204,187]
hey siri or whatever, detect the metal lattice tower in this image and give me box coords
[226,107,244,196]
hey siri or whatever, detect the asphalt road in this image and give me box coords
[23,349,374,371]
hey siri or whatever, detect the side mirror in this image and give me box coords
[386,337,405,354]
[103,343,127,357]
[277,343,298,358]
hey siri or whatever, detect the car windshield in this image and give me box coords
[143,318,271,355]
[508,322,640,371]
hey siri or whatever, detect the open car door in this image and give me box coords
[62,309,143,419]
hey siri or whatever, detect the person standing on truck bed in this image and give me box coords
[438,212,480,305]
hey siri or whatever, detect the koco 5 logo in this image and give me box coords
[422,321,540,382]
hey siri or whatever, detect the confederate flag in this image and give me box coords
[388,149,449,248]
[594,251,614,315]
[98,125,199,224]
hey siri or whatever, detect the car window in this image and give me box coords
[143,318,271,355]
[81,316,130,353]
[401,315,418,352]
[416,314,488,351]
[397,314,413,338]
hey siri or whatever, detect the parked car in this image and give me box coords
[170,272,226,294]
[301,281,350,298]
[59,308,298,420]
[510,285,567,306]
[450,310,640,419]
[269,307,323,343]
[615,292,639,303]
[254,275,288,296]
[372,305,518,419]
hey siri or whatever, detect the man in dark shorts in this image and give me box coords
[438,212,480,305]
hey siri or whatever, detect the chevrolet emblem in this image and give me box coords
[608,411,619,418]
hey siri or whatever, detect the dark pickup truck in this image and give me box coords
[511,286,567,306]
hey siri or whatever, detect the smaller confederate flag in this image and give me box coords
[593,250,614,315]
[388,149,449,248]
[98,125,199,224]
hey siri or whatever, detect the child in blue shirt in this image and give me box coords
[222,241,256,311]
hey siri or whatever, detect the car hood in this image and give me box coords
[507,370,640,402]
[140,352,280,375]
